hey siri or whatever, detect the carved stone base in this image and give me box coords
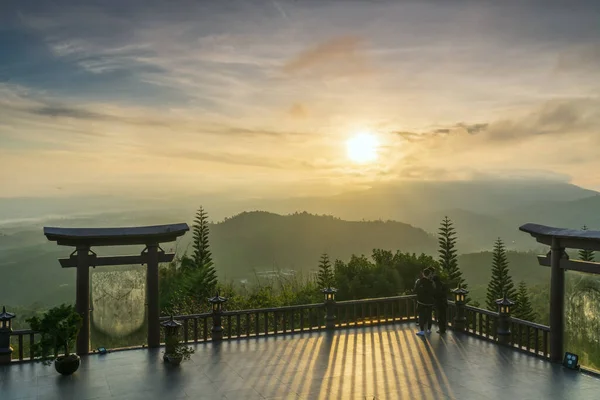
[0,348,13,365]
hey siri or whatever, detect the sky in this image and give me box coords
[2,0,600,199]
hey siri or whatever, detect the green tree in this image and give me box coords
[316,253,334,288]
[438,216,466,290]
[514,281,536,322]
[579,225,595,262]
[486,238,517,311]
[181,207,217,300]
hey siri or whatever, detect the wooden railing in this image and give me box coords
[510,317,550,358]
[447,303,550,359]
[9,329,37,361]
[335,295,417,327]
[8,295,551,363]
[160,295,418,344]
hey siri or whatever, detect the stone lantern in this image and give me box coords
[208,292,227,341]
[0,306,15,365]
[451,284,469,332]
[495,293,515,345]
[321,287,337,329]
[161,316,182,361]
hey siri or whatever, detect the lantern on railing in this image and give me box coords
[208,292,227,314]
[321,287,337,330]
[321,287,337,303]
[495,293,514,345]
[161,316,182,362]
[0,306,15,365]
[208,292,227,341]
[451,284,468,305]
[451,285,468,332]
[495,294,514,316]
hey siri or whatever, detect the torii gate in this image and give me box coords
[519,223,600,363]
[44,223,189,355]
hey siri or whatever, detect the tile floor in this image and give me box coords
[1,324,599,399]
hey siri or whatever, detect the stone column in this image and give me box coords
[0,307,15,365]
[146,244,160,348]
[76,245,90,355]
[211,307,223,341]
[549,238,565,363]
[325,298,336,330]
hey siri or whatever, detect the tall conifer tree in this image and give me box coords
[181,206,217,296]
[317,253,334,288]
[514,281,536,322]
[438,216,466,291]
[486,238,517,311]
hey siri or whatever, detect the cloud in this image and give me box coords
[483,98,600,142]
[393,99,600,145]
[555,44,600,72]
[4,2,600,196]
[31,105,112,120]
[282,36,373,77]
[288,103,308,119]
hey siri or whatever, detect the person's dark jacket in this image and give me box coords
[432,275,447,307]
[414,277,435,306]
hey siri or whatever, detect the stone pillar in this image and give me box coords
[496,295,515,346]
[324,300,336,330]
[0,307,15,365]
[146,244,160,348]
[453,304,466,332]
[321,288,337,330]
[211,307,223,341]
[161,316,182,362]
[451,285,469,332]
[75,245,90,355]
[549,238,565,363]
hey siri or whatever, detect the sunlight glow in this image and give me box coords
[346,132,380,164]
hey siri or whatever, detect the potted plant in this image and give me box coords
[164,335,194,366]
[26,304,82,375]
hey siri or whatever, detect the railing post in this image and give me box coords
[321,288,337,330]
[75,245,91,355]
[496,293,515,346]
[549,238,565,363]
[146,243,160,348]
[209,293,227,341]
[161,316,182,362]
[0,306,15,365]
[451,285,469,332]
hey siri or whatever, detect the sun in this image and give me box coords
[346,132,380,163]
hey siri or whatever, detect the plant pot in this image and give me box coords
[54,354,81,375]
[166,354,182,366]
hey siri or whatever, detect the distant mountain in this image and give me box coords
[259,180,598,223]
[184,211,437,281]
[406,208,525,252]
[497,195,600,230]
[0,211,437,306]
[250,180,597,252]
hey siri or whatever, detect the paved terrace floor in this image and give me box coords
[2,323,599,400]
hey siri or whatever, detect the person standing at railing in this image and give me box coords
[414,268,436,336]
[432,273,447,334]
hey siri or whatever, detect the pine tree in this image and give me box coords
[438,216,466,290]
[486,238,517,311]
[514,281,536,322]
[514,281,537,348]
[181,206,217,297]
[317,253,334,288]
[579,225,595,262]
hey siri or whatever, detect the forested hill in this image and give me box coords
[205,211,438,280]
[0,211,437,306]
